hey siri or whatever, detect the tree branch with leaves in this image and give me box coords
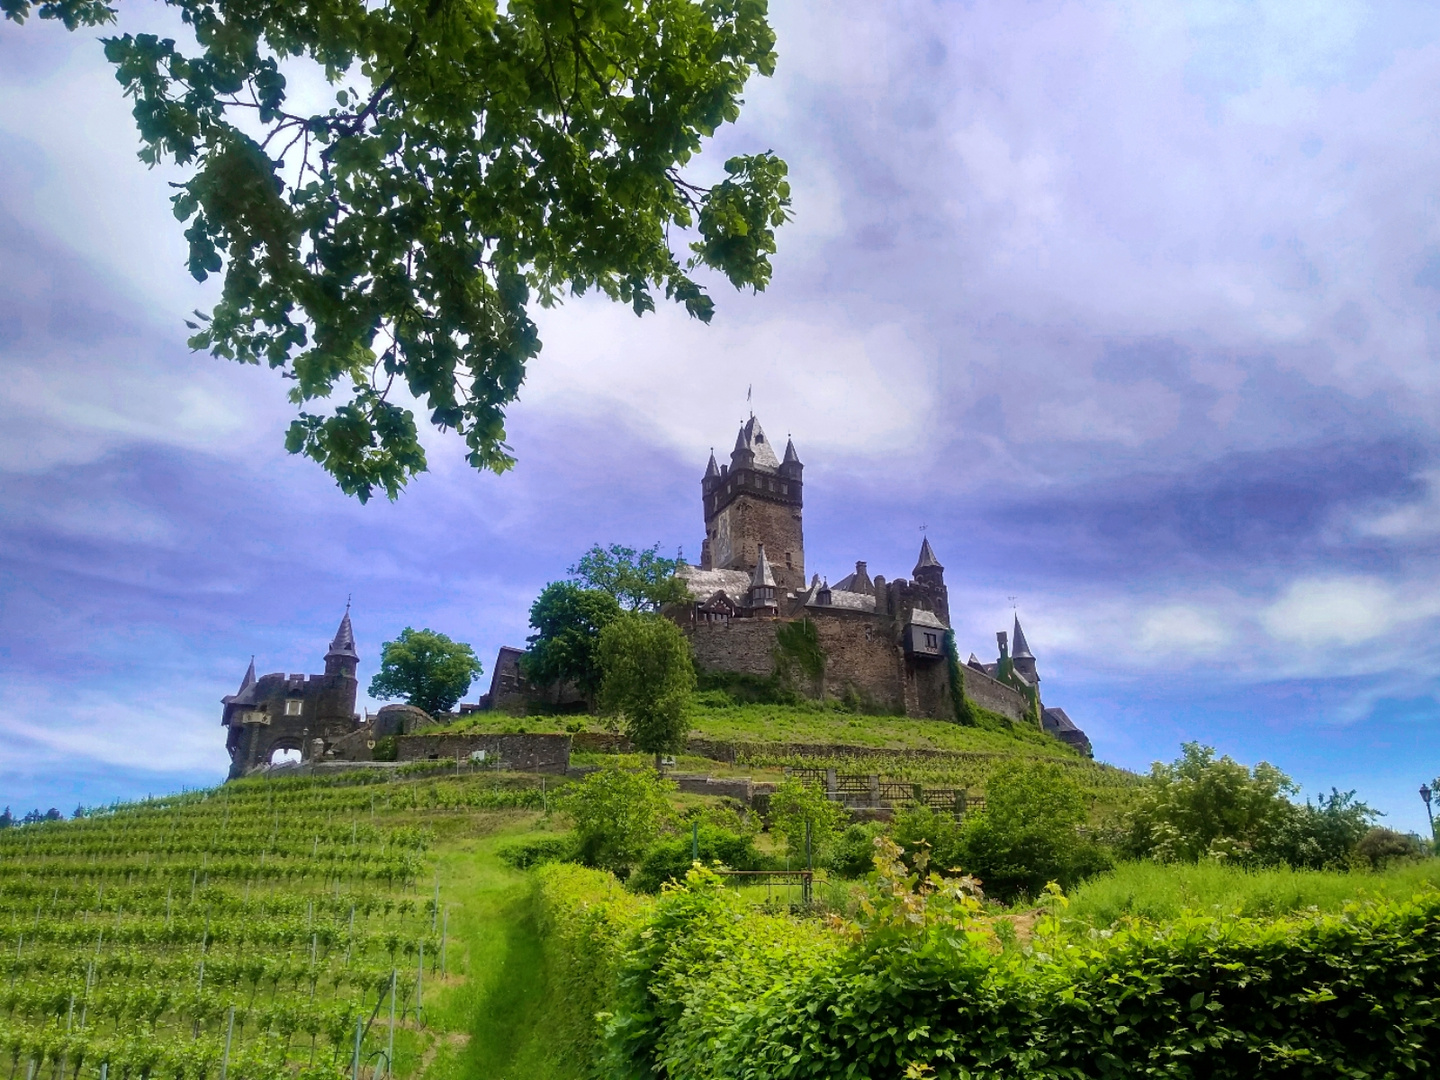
[4,0,791,500]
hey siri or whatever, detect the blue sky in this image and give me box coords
[3,0,1440,831]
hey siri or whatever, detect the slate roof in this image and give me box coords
[906,608,948,630]
[751,545,778,588]
[823,589,876,612]
[1042,706,1092,755]
[223,657,259,706]
[678,566,753,601]
[782,438,802,467]
[734,416,782,470]
[913,537,942,572]
[1012,615,1034,660]
[326,609,359,662]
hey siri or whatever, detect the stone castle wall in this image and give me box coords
[394,733,571,773]
[688,618,782,677]
[686,611,959,721]
[960,665,1031,723]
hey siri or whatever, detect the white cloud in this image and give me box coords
[1261,576,1403,646]
[1138,604,1234,655]
[524,298,933,465]
[0,681,224,776]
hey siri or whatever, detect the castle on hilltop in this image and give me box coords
[673,415,1090,753]
[220,609,432,776]
[479,413,1090,753]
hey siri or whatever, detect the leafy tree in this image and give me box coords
[1263,788,1378,870]
[1354,827,1423,868]
[522,582,623,705]
[570,543,689,611]
[560,766,674,877]
[628,824,762,893]
[368,627,483,716]
[766,777,848,866]
[890,804,966,876]
[597,613,696,766]
[3,0,791,501]
[958,760,1110,901]
[1121,743,1376,868]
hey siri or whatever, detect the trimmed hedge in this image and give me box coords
[533,863,648,1072]
[543,864,1440,1078]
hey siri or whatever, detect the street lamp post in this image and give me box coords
[1421,783,1434,837]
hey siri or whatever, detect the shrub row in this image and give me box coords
[543,864,1440,1078]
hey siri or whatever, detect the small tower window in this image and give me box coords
[285,699,304,716]
[785,552,793,568]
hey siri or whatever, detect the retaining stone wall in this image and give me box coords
[394,733,571,773]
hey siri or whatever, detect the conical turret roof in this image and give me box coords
[1012,615,1034,660]
[238,656,256,693]
[914,537,942,573]
[782,438,801,467]
[326,608,359,662]
[704,449,720,480]
[750,544,777,588]
[732,416,781,471]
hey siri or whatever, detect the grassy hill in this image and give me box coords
[3,751,1436,1079]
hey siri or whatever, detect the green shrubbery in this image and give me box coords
[1120,743,1379,869]
[541,857,1440,1079]
[560,768,675,876]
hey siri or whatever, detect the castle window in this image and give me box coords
[864,626,873,642]
[781,483,788,494]
[925,633,938,648]
[285,699,303,716]
[785,552,793,568]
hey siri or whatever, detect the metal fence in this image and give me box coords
[785,767,985,816]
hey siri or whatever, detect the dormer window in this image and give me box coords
[925,633,938,648]
[285,699,304,716]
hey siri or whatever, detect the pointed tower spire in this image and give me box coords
[913,536,942,574]
[704,449,720,481]
[238,656,257,693]
[325,606,359,676]
[1011,615,1033,659]
[750,544,777,588]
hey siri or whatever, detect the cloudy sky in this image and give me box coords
[3,0,1440,830]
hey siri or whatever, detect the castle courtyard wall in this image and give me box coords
[960,665,1031,723]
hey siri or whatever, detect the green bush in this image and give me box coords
[958,759,1111,901]
[627,825,765,893]
[535,862,648,1073]
[584,865,1440,1079]
[1354,826,1423,868]
[1121,743,1377,868]
[767,778,849,866]
[371,735,398,761]
[890,804,966,875]
[828,822,887,878]
[560,767,674,877]
[496,833,576,870]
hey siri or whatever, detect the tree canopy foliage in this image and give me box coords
[368,626,482,715]
[569,542,688,611]
[560,766,673,876]
[522,581,622,702]
[597,612,695,761]
[1121,742,1377,869]
[3,0,790,500]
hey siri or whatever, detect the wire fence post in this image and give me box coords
[416,940,424,1019]
[221,1006,234,1080]
[440,909,448,977]
[386,969,397,1078]
[351,1016,363,1080]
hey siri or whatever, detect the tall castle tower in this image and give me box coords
[699,416,805,592]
